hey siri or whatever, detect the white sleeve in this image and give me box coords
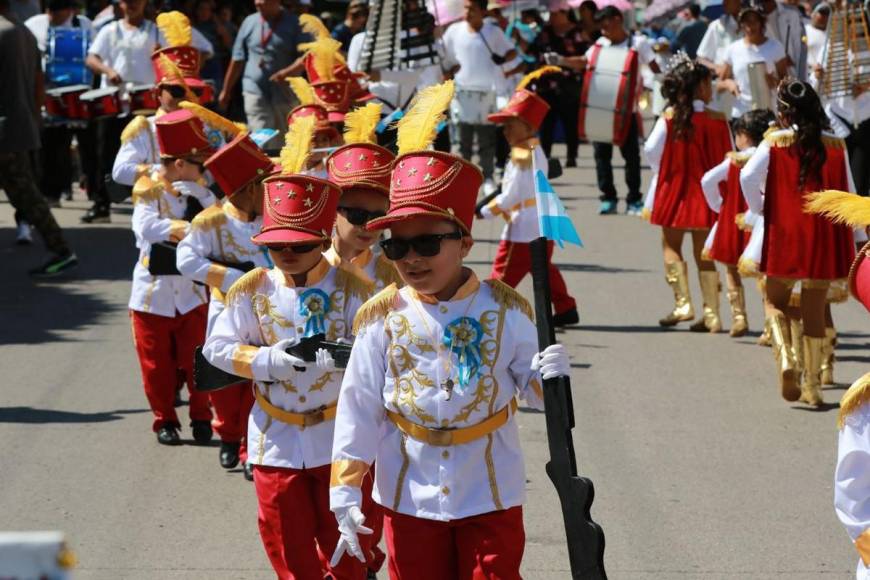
[132,198,176,244]
[480,165,524,220]
[695,24,717,62]
[176,226,245,293]
[347,31,364,72]
[740,140,770,215]
[490,24,513,55]
[635,36,656,66]
[701,157,731,213]
[643,116,668,172]
[112,130,157,186]
[836,407,870,570]
[88,23,112,58]
[330,320,388,512]
[508,310,545,411]
[722,41,734,67]
[203,290,273,381]
[441,24,457,69]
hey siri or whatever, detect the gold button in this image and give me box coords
[439,306,448,314]
[442,450,449,459]
[299,395,306,403]
[440,419,449,428]
[442,486,450,495]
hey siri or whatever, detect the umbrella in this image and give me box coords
[587,0,633,10]
[643,0,692,22]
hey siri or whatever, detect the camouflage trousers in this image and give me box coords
[0,151,69,255]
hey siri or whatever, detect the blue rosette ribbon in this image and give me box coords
[443,316,483,390]
[299,288,330,337]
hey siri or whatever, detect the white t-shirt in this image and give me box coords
[442,20,513,92]
[25,13,94,54]
[723,37,786,117]
[696,15,740,65]
[805,25,825,69]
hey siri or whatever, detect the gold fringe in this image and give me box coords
[132,175,161,205]
[823,135,846,150]
[352,283,399,335]
[515,65,561,91]
[737,257,760,278]
[156,11,191,47]
[484,279,534,321]
[705,107,727,121]
[375,254,403,288]
[336,263,376,304]
[828,279,850,304]
[510,145,533,169]
[838,371,870,429]
[735,212,753,232]
[788,291,802,308]
[804,190,870,227]
[179,101,242,137]
[726,151,752,167]
[226,267,268,306]
[191,205,227,232]
[397,81,454,156]
[700,247,712,262]
[121,115,150,144]
[641,207,651,221]
[765,129,796,148]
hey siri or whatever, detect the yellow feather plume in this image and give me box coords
[298,37,343,80]
[156,11,192,47]
[157,54,196,102]
[804,190,870,227]
[179,101,242,137]
[343,103,382,144]
[280,115,316,175]
[287,76,316,106]
[516,65,562,91]
[299,15,346,63]
[396,80,454,156]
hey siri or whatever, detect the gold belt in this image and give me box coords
[255,388,337,428]
[386,398,519,447]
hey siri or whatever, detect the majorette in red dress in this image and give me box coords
[709,153,752,266]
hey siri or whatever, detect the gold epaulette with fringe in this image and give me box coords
[375,254,403,288]
[226,267,268,306]
[484,279,534,321]
[131,174,161,205]
[121,115,150,144]
[764,129,796,148]
[336,263,376,304]
[352,283,399,335]
[510,140,537,170]
[838,372,870,429]
[727,151,752,167]
[822,135,846,150]
[705,107,727,121]
[191,205,227,232]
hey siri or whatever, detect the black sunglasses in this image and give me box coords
[337,206,386,227]
[164,85,186,99]
[379,231,463,260]
[266,242,322,254]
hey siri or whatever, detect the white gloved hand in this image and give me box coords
[531,343,571,380]
[315,347,335,372]
[266,338,307,381]
[330,506,373,566]
[172,180,213,202]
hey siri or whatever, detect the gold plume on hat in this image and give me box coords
[804,190,870,227]
[299,15,346,63]
[516,65,562,92]
[156,11,192,47]
[179,101,243,138]
[343,102,382,144]
[287,76,316,106]
[298,37,343,80]
[396,80,454,156]
[280,115,316,175]
[157,54,197,102]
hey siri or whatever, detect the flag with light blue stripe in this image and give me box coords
[533,157,583,248]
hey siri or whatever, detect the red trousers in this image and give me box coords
[253,464,370,580]
[490,240,576,315]
[209,382,255,460]
[384,506,525,580]
[130,305,212,432]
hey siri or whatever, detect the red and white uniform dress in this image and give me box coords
[203,174,375,579]
[129,109,216,432]
[330,150,545,579]
[177,132,275,460]
[644,100,733,229]
[481,88,577,317]
[740,128,856,281]
[701,148,755,265]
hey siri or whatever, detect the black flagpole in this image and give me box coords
[529,236,607,579]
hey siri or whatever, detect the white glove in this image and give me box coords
[531,343,571,380]
[172,180,213,202]
[330,506,373,566]
[265,338,307,381]
[315,347,335,372]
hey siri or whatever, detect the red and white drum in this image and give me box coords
[849,241,870,313]
[45,84,90,120]
[129,84,160,113]
[79,87,122,119]
[578,45,639,146]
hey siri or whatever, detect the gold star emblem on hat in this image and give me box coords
[306,183,314,192]
[423,172,432,182]
[426,157,436,167]
[303,197,313,207]
[408,167,418,176]
[359,154,368,161]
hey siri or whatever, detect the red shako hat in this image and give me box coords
[253,174,341,245]
[312,81,351,122]
[326,143,394,195]
[152,46,205,89]
[155,109,214,158]
[204,132,275,197]
[487,89,551,131]
[287,104,340,139]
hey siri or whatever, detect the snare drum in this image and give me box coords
[129,84,160,114]
[45,84,91,120]
[80,87,122,119]
[46,27,91,87]
[578,45,639,146]
[450,89,496,125]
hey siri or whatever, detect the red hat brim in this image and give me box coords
[159,77,206,89]
[251,228,328,245]
[487,111,516,124]
[327,111,346,123]
[366,206,470,233]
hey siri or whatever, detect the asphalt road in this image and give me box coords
[1,145,866,579]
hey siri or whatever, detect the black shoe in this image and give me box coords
[219,441,241,469]
[156,425,181,445]
[29,252,78,277]
[81,205,110,223]
[243,462,255,481]
[565,158,577,168]
[191,420,213,445]
[553,308,580,327]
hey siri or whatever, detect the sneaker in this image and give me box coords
[598,200,617,215]
[81,205,110,224]
[16,222,33,245]
[29,252,78,277]
[626,201,644,216]
[483,179,498,196]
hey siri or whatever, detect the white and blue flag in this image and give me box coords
[532,156,583,248]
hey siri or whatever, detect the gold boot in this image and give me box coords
[799,335,825,407]
[757,317,772,346]
[769,314,800,401]
[790,318,804,378]
[689,270,722,333]
[659,261,695,327]
[820,327,836,385]
[728,287,748,337]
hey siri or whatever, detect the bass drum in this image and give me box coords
[578,45,639,146]
[46,27,91,87]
